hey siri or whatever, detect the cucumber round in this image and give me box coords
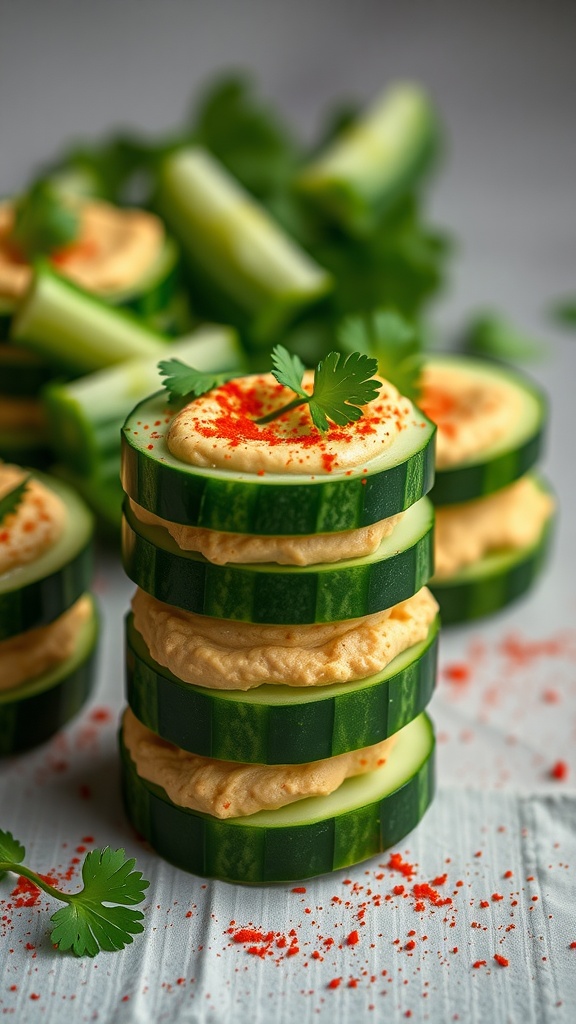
[122,495,434,624]
[424,356,547,505]
[121,392,436,535]
[431,495,554,625]
[0,472,94,641]
[126,612,439,763]
[120,711,435,884]
[0,595,98,756]
[104,237,190,335]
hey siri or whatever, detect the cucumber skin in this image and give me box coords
[0,540,93,641]
[121,500,433,624]
[119,727,435,884]
[431,516,554,625]
[0,605,98,756]
[125,613,439,763]
[431,426,546,505]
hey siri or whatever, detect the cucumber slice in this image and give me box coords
[122,495,434,624]
[104,237,181,319]
[0,344,53,397]
[121,392,435,534]
[11,264,167,374]
[120,711,435,883]
[157,147,332,343]
[424,356,547,505]
[431,489,554,624]
[0,595,98,756]
[126,611,439,763]
[297,83,439,235]
[0,472,94,641]
[43,324,243,479]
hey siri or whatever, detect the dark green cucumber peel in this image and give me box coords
[0,596,99,756]
[431,509,554,625]
[121,392,436,534]
[122,495,434,624]
[120,712,435,884]
[106,237,182,318]
[0,473,94,641]
[125,612,439,763]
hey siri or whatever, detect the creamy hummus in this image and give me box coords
[419,363,524,469]
[0,595,92,692]
[434,476,554,578]
[131,585,438,690]
[0,464,66,576]
[123,707,399,819]
[129,497,402,566]
[0,199,164,300]
[167,371,418,475]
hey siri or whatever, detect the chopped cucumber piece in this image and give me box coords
[121,392,435,534]
[122,495,434,624]
[120,711,435,883]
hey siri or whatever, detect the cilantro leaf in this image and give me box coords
[460,312,545,362]
[50,848,149,957]
[270,345,308,398]
[11,181,80,258]
[550,297,576,329]
[0,829,25,867]
[337,309,422,401]
[158,358,238,405]
[0,475,31,526]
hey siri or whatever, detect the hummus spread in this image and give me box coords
[0,199,164,300]
[0,595,92,692]
[131,585,438,690]
[167,371,417,475]
[129,498,402,566]
[434,476,554,578]
[0,464,66,576]
[123,707,399,819]
[419,363,524,469]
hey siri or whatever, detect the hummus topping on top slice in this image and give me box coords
[122,707,399,819]
[0,465,67,576]
[131,585,438,691]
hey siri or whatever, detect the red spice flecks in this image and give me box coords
[550,760,569,781]
[231,929,274,945]
[393,884,406,896]
[90,707,112,724]
[292,887,307,894]
[11,873,58,909]
[500,631,574,668]
[443,663,471,684]
[491,893,504,902]
[479,901,490,909]
[569,942,576,949]
[472,960,487,969]
[430,874,448,886]
[412,883,452,909]
[387,852,416,879]
[405,940,416,951]
[347,930,360,946]
[327,978,342,990]
[494,954,509,967]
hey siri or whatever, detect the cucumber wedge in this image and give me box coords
[126,612,438,763]
[0,473,94,640]
[121,392,435,534]
[424,356,547,505]
[104,237,182,322]
[0,595,98,756]
[122,495,434,624]
[120,711,435,884]
[431,488,554,624]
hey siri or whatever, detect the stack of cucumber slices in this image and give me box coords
[118,383,439,884]
[423,355,554,624]
[0,469,98,756]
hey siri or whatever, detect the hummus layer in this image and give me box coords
[129,497,402,566]
[434,476,554,579]
[0,595,92,693]
[131,585,438,691]
[0,199,164,300]
[0,465,67,576]
[419,363,524,470]
[167,371,416,475]
[123,707,399,819]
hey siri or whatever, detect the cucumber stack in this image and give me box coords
[118,377,440,884]
[0,468,98,756]
[422,355,555,624]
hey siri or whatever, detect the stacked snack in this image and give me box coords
[419,355,554,624]
[0,464,98,755]
[119,350,439,883]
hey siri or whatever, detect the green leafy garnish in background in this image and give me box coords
[257,345,382,431]
[459,311,545,362]
[0,475,31,526]
[158,358,239,406]
[550,297,576,328]
[11,180,80,258]
[337,309,422,401]
[0,829,149,957]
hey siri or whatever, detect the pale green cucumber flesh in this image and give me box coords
[126,612,439,762]
[122,494,434,624]
[120,712,435,883]
[0,596,99,755]
[121,391,436,534]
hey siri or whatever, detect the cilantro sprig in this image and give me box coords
[337,309,422,401]
[0,475,31,526]
[0,829,149,957]
[11,180,80,259]
[158,358,239,406]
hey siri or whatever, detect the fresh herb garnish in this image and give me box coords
[0,829,149,957]
[158,358,239,406]
[256,345,382,432]
[337,309,422,401]
[0,475,31,525]
[459,312,545,362]
[550,297,576,329]
[11,180,80,259]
